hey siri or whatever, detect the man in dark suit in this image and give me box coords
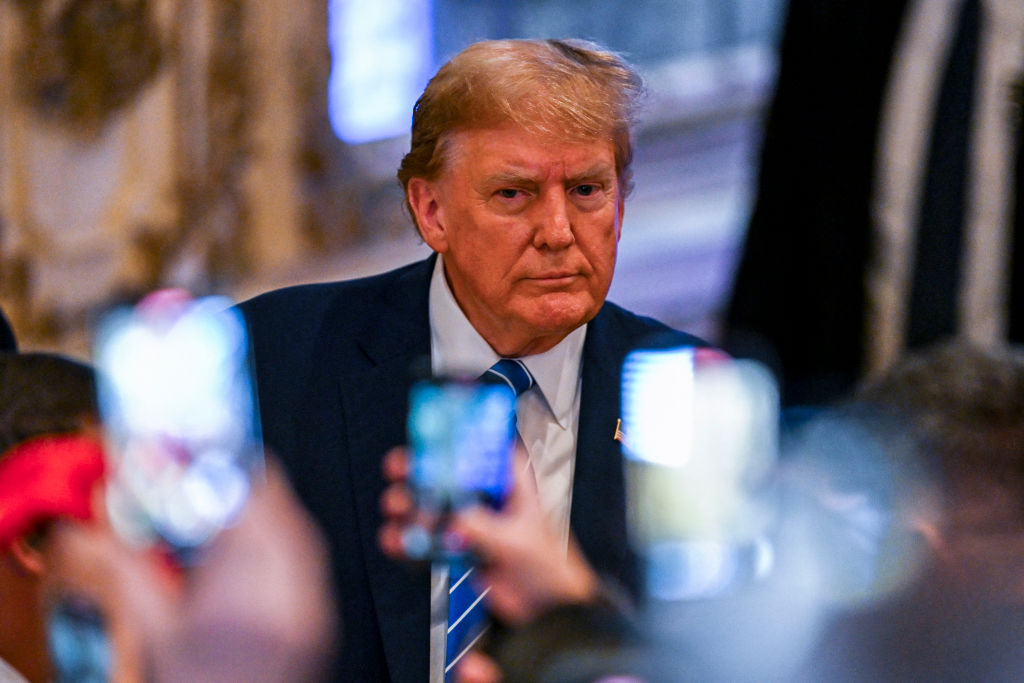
[724,0,1024,407]
[240,39,705,682]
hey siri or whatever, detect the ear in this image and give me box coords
[10,535,46,576]
[407,177,450,253]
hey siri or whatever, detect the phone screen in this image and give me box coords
[405,377,516,557]
[94,290,262,556]
[621,346,779,599]
[47,596,111,683]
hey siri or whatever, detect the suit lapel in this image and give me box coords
[572,307,640,595]
[341,256,435,682]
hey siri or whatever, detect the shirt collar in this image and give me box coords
[429,255,586,428]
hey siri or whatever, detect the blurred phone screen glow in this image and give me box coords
[408,379,516,512]
[621,347,779,599]
[95,292,261,553]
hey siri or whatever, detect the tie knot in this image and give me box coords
[483,359,534,397]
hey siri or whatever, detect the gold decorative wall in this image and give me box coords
[0,0,359,357]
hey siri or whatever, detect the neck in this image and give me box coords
[0,556,51,683]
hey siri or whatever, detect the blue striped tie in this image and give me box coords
[445,359,534,677]
[482,358,535,399]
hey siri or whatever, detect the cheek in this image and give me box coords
[581,223,619,275]
[451,240,518,301]
[472,229,532,274]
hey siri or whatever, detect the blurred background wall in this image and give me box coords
[0,0,785,358]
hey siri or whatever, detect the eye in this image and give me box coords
[574,184,598,197]
[489,187,531,213]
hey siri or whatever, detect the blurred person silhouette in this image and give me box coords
[641,341,1024,681]
[240,37,707,681]
[0,353,107,682]
[48,459,337,683]
[788,341,1024,681]
[0,349,337,683]
[725,0,1024,407]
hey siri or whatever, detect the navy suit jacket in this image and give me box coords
[239,255,705,682]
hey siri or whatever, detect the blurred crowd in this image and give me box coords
[2,1,1024,680]
[4,304,1024,682]
[0,335,336,683]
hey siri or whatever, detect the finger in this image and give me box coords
[380,483,414,519]
[448,505,503,570]
[455,650,504,683]
[382,446,410,483]
[377,521,407,559]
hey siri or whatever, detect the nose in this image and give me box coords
[532,191,575,250]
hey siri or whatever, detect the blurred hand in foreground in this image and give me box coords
[45,459,338,683]
[378,445,599,683]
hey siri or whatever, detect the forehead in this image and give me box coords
[441,125,617,180]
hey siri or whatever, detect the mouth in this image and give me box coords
[531,268,578,279]
[527,272,579,285]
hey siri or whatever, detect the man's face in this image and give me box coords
[409,125,624,357]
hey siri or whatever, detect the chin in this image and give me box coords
[520,296,598,334]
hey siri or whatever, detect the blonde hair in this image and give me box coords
[397,39,645,216]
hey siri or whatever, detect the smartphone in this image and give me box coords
[94,289,262,557]
[47,595,111,683]
[404,376,517,558]
[621,346,779,599]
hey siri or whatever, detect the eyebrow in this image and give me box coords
[566,163,617,186]
[485,171,536,187]
[484,163,617,188]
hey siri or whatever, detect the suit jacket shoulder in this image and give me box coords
[239,258,433,375]
[237,256,435,683]
[589,301,706,357]
[0,305,14,352]
[572,300,708,598]
[238,257,434,458]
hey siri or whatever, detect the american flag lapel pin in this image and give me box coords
[613,418,627,447]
